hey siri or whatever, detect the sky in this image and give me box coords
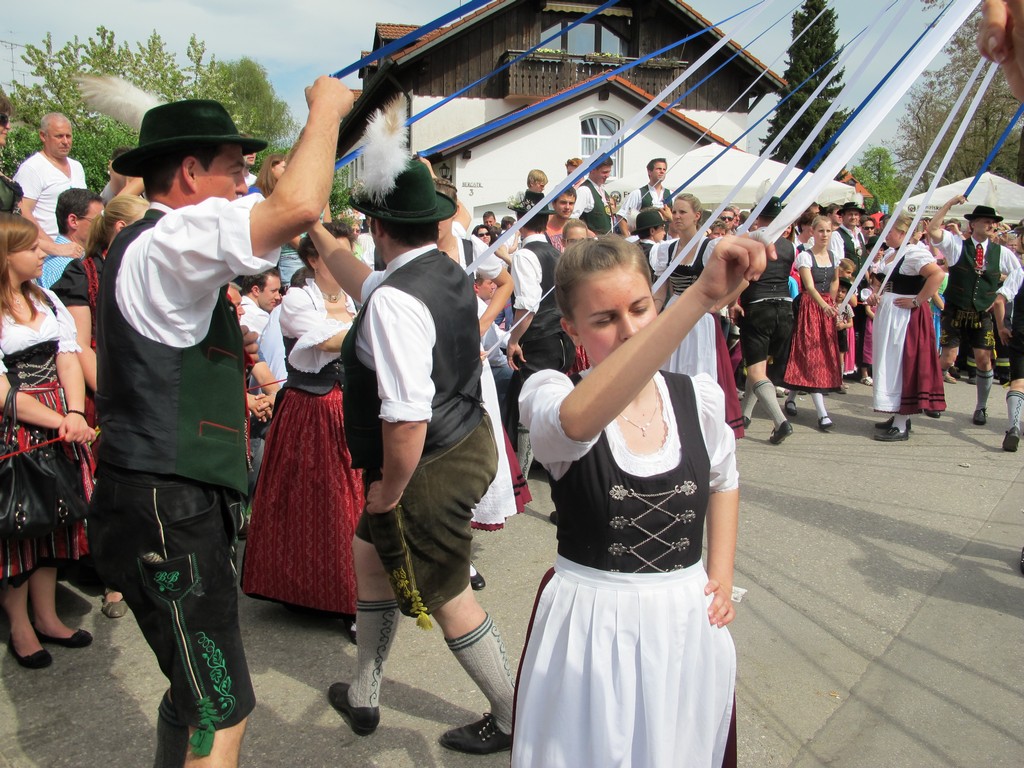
[4,0,947,162]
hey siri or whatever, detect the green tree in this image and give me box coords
[893,13,1021,188]
[850,146,905,209]
[1,27,295,190]
[761,0,850,170]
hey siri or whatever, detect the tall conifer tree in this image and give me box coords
[761,0,849,170]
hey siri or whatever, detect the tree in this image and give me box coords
[1,27,296,190]
[850,146,905,209]
[893,13,1022,189]
[761,0,850,170]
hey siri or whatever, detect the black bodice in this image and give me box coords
[2,341,59,388]
[549,373,711,573]
[282,337,345,395]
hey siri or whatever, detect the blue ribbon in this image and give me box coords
[780,0,956,199]
[965,101,1024,197]
[330,0,495,80]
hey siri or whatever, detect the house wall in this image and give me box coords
[422,91,710,223]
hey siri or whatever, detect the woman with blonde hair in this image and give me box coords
[0,212,96,667]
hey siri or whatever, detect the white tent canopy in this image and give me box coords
[904,173,1024,224]
[666,144,859,211]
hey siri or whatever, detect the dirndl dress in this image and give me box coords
[783,256,841,393]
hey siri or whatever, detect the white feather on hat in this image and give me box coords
[75,75,164,131]
[359,95,412,205]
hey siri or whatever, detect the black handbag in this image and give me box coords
[0,387,89,539]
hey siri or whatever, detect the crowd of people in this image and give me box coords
[2,16,1024,761]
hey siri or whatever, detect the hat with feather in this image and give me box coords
[76,75,266,177]
[349,96,455,224]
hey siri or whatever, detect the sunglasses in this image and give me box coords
[721,215,735,222]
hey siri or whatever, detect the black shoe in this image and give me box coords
[817,417,834,432]
[7,636,52,669]
[768,420,793,445]
[973,408,987,426]
[924,410,941,418]
[784,400,798,417]
[548,510,558,525]
[328,682,380,736]
[968,374,977,384]
[874,417,912,432]
[1020,545,1024,576]
[32,627,92,648]
[438,713,512,755]
[346,619,357,645]
[1003,426,1020,453]
[873,426,909,442]
[469,565,486,591]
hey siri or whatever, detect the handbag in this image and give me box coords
[0,387,89,539]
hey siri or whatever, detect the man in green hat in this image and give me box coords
[309,154,514,755]
[86,76,353,767]
[928,195,1024,425]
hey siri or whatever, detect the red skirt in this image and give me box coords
[1,382,91,583]
[900,306,946,415]
[242,385,364,614]
[783,295,841,393]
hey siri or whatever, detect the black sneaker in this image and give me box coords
[439,713,512,755]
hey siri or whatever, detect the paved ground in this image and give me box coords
[1,379,1022,767]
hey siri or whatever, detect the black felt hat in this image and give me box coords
[963,205,1003,223]
[838,201,866,216]
[635,207,667,232]
[510,190,554,217]
[113,100,266,176]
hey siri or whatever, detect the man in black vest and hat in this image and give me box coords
[929,195,1024,425]
[87,77,353,767]
[309,122,514,753]
[731,197,796,444]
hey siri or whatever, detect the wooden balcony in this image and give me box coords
[502,50,687,101]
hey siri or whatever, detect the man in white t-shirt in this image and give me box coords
[14,113,87,257]
[238,268,283,341]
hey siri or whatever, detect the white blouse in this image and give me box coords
[520,370,738,491]
[280,280,355,374]
[0,288,80,375]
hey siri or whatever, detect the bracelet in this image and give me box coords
[66,409,87,419]
[911,297,920,308]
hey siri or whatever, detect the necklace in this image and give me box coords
[617,388,661,438]
[323,291,340,303]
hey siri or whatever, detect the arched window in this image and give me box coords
[580,114,622,176]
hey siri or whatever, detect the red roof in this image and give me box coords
[376,23,419,42]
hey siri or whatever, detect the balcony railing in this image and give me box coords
[502,50,687,100]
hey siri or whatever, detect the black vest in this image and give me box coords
[1011,278,1024,334]
[550,373,710,573]
[946,240,1003,313]
[838,227,864,271]
[520,239,563,343]
[95,209,248,494]
[741,236,796,302]
[667,237,713,295]
[639,184,671,209]
[341,249,483,470]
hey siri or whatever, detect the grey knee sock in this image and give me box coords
[446,614,515,734]
[742,377,757,420]
[1007,390,1024,430]
[349,599,399,708]
[154,691,189,768]
[976,369,994,409]
[753,379,786,427]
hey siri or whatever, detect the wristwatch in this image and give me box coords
[911,297,920,308]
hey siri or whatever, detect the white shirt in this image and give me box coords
[520,370,738,489]
[114,197,281,348]
[793,249,838,271]
[571,181,608,220]
[617,183,669,224]
[14,152,87,238]
[478,296,509,369]
[0,288,80,375]
[828,226,863,266]
[355,245,438,424]
[933,230,1023,276]
[260,305,287,381]
[238,296,270,340]
[510,233,551,312]
[281,280,355,373]
[998,265,1023,303]
[649,236,711,277]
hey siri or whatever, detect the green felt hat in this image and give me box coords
[113,100,266,176]
[351,160,456,224]
[510,190,554,217]
[634,207,667,232]
[759,196,784,220]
